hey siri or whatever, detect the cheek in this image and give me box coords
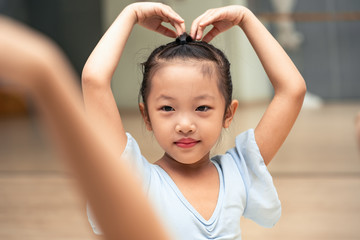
[147,112,171,133]
[200,114,224,133]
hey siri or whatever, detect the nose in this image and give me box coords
[175,115,196,134]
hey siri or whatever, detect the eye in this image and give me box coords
[196,105,210,112]
[161,106,175,112]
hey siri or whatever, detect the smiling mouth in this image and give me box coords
[174,139,200,148]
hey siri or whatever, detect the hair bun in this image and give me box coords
[176,33,193,45]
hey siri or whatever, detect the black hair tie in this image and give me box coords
[176,33,193,45]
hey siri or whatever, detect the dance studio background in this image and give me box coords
[1,0,359,239]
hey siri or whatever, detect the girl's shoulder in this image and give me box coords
[212,129,268,183]
[121,133,152,181]
[213,129,264,168]
[213,129,281,227]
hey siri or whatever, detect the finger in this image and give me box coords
[155,24,178,38]
[160,5,184,25]
[195,12,217,41]
[171,20,185,36]
[197,10,223,31]
[190,11,208,40]
[192,9,223,40]
[179,22,186,35]
[202,26,221,43]
[159,6,185,36]
[191,17,208,40]
[194,23,207,41]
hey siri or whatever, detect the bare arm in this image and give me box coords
[191,6,306,165]
[240,8,306,165]
[0,16,171,240]
[82,2,185,156]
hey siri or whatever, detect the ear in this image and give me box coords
[139,103,152,131]
[223,100,238,128]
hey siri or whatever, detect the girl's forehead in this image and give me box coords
[153,59,217,79]
[153,61,217,84]
[149,62,224,100]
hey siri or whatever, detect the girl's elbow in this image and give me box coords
[296,78,307,101]
[288,76,307,102]
[277,77,306,101]
[81,72,94,87]
[82,64,96,84]
[81,65,108,89]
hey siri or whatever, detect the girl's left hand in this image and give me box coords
[190,5,247,42]
[129,2,185,38]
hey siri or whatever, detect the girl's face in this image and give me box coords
[140,61,237,165]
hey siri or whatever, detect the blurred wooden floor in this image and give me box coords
[1,102,359,240]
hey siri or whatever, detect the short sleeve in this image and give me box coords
[87,133,151,235]
[121,133,151,186]
[227,129,281,227]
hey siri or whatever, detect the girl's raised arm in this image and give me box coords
[82,2,185,156]
[191,6,306,165]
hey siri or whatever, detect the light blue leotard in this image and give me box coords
[88,129,281,239]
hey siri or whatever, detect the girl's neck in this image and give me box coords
[155,152,213,176]
[155,152,220,221]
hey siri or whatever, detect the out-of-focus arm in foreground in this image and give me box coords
[0,16,170,240]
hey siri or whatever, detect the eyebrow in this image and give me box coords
[155,94,215,101]
[155,95,175,101]
[194,94,216,100]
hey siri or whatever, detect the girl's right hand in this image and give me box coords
[190,5,248,42]
[128,2,185,38]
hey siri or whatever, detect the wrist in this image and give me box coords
[237,6,252,28]
[123,3,141,25]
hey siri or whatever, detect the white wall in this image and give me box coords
[102,0,271,109]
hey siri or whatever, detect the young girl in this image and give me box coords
[83,2,306,239]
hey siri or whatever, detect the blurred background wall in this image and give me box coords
[250,0,360,100]
[0,0,102,116]
[0,0,102,75]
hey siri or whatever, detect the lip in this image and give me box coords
[174,138,200,148]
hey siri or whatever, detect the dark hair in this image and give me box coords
[140,33,232,116]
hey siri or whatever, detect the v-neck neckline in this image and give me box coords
[154,161,224,225]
